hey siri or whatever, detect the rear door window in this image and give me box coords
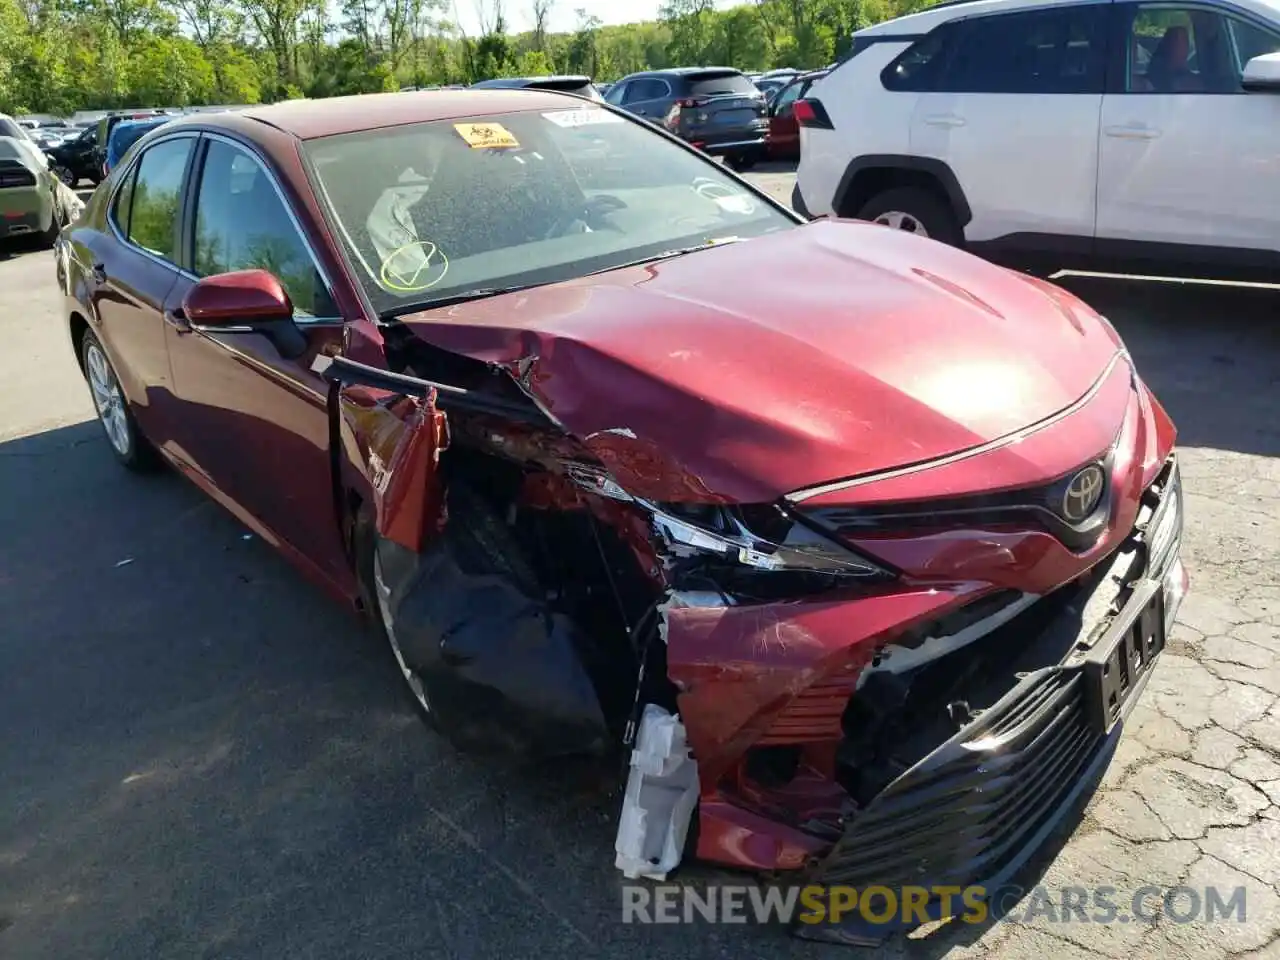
[124,137,194,262]
[625,78,670,102]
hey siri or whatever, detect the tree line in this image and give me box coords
[0,0,936,116]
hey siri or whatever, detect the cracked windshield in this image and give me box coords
[303,107,795,313]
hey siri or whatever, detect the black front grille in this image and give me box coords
[0,161,36,189]
[810,666,1101,891]
[802,452,1117,553]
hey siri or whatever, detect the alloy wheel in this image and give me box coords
[85,342,131,457]
[874,210,930,237]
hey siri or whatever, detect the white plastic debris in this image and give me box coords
[614,704,699,881]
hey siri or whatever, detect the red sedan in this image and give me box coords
[58,90,1186,944]
[766,69,827,160]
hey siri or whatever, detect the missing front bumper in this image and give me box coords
[795,515,1186,946]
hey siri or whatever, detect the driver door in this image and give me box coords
[164,134,353,585]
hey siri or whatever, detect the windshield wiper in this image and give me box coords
[383,238,746,318]
[380,283,546,321]
[588,236,745,275]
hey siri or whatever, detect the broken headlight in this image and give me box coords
[565,463,890,581]
[651,503,888,578]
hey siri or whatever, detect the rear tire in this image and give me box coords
[856,187,962,246]
[727,153,757,173]
[80,330,161,472]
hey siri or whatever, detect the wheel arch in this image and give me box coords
[833,155,972,227]
[68,310,91,374]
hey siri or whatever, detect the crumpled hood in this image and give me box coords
[397,219,1123,503]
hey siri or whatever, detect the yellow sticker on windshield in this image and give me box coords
[453,122,520,149]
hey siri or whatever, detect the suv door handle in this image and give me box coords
[1105,124,1160,140]
[923,114,966,128]
[91,261,107,283]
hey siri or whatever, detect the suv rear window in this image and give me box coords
[685,70,759,97]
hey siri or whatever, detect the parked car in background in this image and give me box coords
[471,75,603,100]
[606,67,768,169]
[59,90,1186,943]
[47,124,102,187]
[0,136,67,247]
[104,116,170,175]
[94,111,166,177]
[754,76,790,98]
[765,69,828,160]
[0,113,38,145]
[794,0,1280,279]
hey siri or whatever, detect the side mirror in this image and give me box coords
[183,269,308,359]
[1242,52,1280,92]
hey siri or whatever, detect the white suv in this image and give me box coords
[794,0,1280,278]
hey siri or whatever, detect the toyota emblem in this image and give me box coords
[1062,464,1106,523]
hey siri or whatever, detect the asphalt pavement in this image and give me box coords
[1,171,1279,960]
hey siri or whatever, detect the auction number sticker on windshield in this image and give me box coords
[542,109,624,128]
[453,122,520,149]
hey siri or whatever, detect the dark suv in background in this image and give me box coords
[605,67,768,170]
[471,75,603,100]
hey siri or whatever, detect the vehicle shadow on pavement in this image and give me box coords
[1057,276,1280,460]
[0,423,784,959]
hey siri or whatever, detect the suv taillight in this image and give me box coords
[794,98,833,130]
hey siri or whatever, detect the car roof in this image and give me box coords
[472,75,592,87]
[629,66,745,77]
[224,89,595,140]
[855,0,1114,34]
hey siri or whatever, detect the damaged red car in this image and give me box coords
[58,90,1188,945]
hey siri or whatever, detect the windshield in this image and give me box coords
[302,107,795,315]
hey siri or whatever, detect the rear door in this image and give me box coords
[87,133,199,447]
[620,77,674,120]
[1096,3,1280,257]
[906,3,1110,245]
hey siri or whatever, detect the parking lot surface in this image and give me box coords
[1,171,1278,960]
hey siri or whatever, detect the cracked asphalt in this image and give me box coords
[1,172,1278,959]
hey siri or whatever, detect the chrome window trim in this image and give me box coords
[198,132,344,325]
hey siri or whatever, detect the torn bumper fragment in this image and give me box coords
[614,705,699,881]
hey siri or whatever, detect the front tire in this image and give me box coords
[81,331,160,471]
[856,187,962,246]
[727,152,757,172]
[364,483,541,733]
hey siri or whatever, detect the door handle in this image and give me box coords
[923,114,966,128]
[1104,124,1160,140]
[163,307,191,333]
[91,261,107,283]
